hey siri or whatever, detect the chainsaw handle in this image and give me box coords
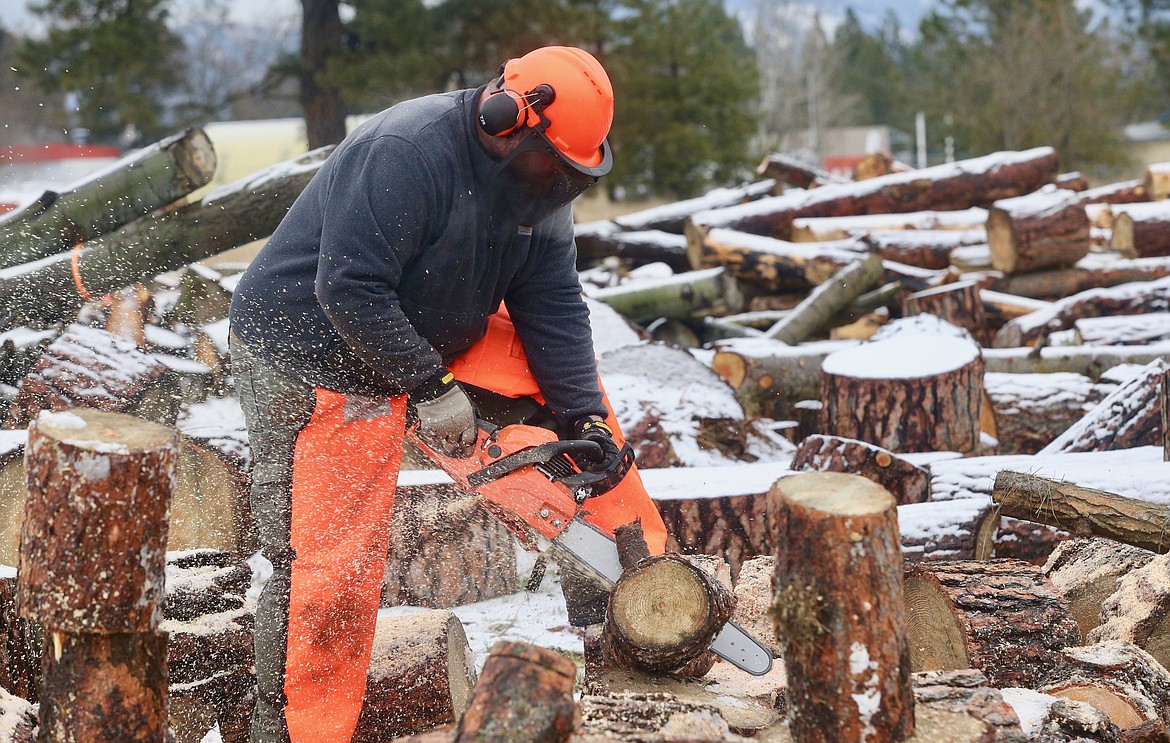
[467,440,601,488]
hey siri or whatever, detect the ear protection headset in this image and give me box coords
[478,73,557,137]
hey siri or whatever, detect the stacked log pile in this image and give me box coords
[4,130,1170,740]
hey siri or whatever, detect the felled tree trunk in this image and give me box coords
[791,434,930,505]
[573,224,690,272]
[757,152,843,190]
[994,471,1170,554]
[987,187,1092,274]
[1038,641,1170,731]
[992,258,1170,301]
[983,371,1109,455]
[1111,202,1170,258]
[613,180,776,234]
[862,229,986,270]
[0,128,216,270]
[791,207,988,243]
[1045,538,1160,644]
[769,472,915,743]
[985,344,1170,376]
[588,267,745,323]
[902,279,991,345]
[899,498,999,565]
[763,253,885,344]
[820,332,984,453]
[1038,358,1165,455]
[710,337,854,420]
[1089,552,1170,673]
[912,669,1031,741]
[1075,313,1170,346]
[657,488,771,578]
[0,577,41,703]
[903,559,1081,688]
[353,610,477,743]
[686,228,864,292]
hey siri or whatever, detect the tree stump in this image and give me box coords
[987,187,1092,274]
[902,280,991,346]
[452,641,577,743]
[791,434,931,505]
[1089,552,1170,672]
[903,559,1081,688]
[820,331,984,453]
[1038,641,1170,731]
[1044,538,1158,642]
[19,409,178,632]
[769,472,915,743]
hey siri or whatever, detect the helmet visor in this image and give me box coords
[492,130,612,225]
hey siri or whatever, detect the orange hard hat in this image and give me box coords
[499,46,614,169]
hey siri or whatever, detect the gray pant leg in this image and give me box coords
[230,336,316,743]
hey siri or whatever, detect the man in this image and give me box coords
[228,46,668,743]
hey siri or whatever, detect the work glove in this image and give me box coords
[411,370,477,458]
[572,417,623,475]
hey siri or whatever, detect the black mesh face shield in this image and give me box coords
[491,129,613,226]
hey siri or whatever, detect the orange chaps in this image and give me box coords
[283,314,667,742]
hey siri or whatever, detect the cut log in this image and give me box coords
[1074,313,1170,346]
[993,470,1170,554]
[1038,357,1166,455]
[573,224,690,272]
[987,187,1092,274]
[1121,720,1170,743]
[1088,551,1170,672]
[657,487,771,578]
[757,152,844,190]
[903,559,1081,687]
[353,610,477,743]
[19,408,178,632]
[603,553,734,675]
[687,228,865,291]
[1111,202,1170,258]
[985,342,1170,376]
[862,229,986,270]
[1056,171,1091,191]
[577,690,754,742]
[730,556,782,657]
[611,180,777,234]
[791,208,988,243]
[588,267,744,323]
[710,337,857,420]
[992,255,1170,301]
[452,641,577,743]
[0,576,40,703]
[763,253,885,344]
[1144,162,1170,202]
[1000,687,1122,743]
[1038,641,1170,730]
[853,151,911,181]
[769,472,915,743]
[0,686,36,743]
[105,284,152,348]
[0,147,330,329]
[983,371,1109,455]
[791,433,930,505]
[37,630,170,743]
[912,670,1030,742]
[0,128,216,270]
[902,279,991,345]
[981,289,1055,329]
[687,147,1058,245]
[1043,538,1159,645]
[899,498,998,565]
[6,324,180,429]
[819,331,984,453]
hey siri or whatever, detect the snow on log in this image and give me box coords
[992,470,1170,554]
[686,147,1058,247]
[769,472,915,743]
[1144,162,1170,201]
[0,128,216,270]
[762,253,884,345]
[852,151,912,181]
[899,497,998,565]
[903,559,1081,688]
[1037,641,1170,731]
[992,253,1170,300]
[1038,357,1165,455]
[0,146,330,328]
[983,371,1110,455]
[758,152,844,190]
[902,280,991,345]
[913,670,1031,742]
[1111,202,1170,258]
[1089,551,1170,672]
[984,342,1170,377]
[6,324,178,429]
[1045,538,1159,645]
[993,274,1170,348]
[791,208,988,243]
[819,329,984,453]
[0,686,36,742]
[611,180,776,234]
[573,224,690,272]
[791,433,930,505]
[1073,313,1170,346]
[588,266,745,323]
[19,408,177,632]
[452,641,577,743]
[687,228,865,291]
[987,187,1092,274]
[352,609,476,743]
[862,229,987,270]
[1000,687,1122,742]
[710,337,858,420]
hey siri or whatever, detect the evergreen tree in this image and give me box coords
[14,0,184,145]
[833,9,911,128]
[607,0,758,198]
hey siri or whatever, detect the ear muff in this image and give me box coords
[478,83,557,137]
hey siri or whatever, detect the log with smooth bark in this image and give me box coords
[1044,538,1158,642]
[1074,313,1170,346]
[0,147,330,327]
[0,128,216,270]
[1038,641,1170,731]
[992,471,1170,554]
[791,433,930,505]
[1088,552,1170,673]
[1111,202,1170,258]
[987,187,1092,274]
[763,253,884,344]
[588,267,745,323]
[1038,357,1165,455]
[984,342,1170,377]
[769,472,915,743]
[903,559,1081,688]
[687,227,865,291]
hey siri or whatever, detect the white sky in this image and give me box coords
[1,0,301,36]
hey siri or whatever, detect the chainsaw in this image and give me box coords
[407,420,774,676]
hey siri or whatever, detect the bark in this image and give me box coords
[757,152,843,190]
[1056,172,1091,191]
[0,128,216,270]
[687,228,864,292]
[819,332,985,453]
[1038,358,1165,455]
[862,229,986,270]
[903,559,1081,688]
[791,433,930,505]
[1043,538,1160,643]
[687,147,1058,244]
[987,187,1092,274]
[984,343,1170,377]
[1089,552,1170,673]
[983,371,1108,455]
[902,279,991,345]
[1121,720,1170,743]
[573,225,690,272]
[790,207,988,243]
[655,490,771,578]
[452,641,577,743]
[37,630,169,743]
[1164,365,1170,462]
[19,409,178,632]
[300,0,347,148]
[899,498,999,565]
[0,147,330,328]
[353,610,477,743]
[0,578,40,703]
[710,338,854,420]
[912,670,1029,743]
[588,267,745,323]
[763,253,885,344]
[1111,202,1170,258]
[993,517,1072,565]
[1074,313,1170,346]
[992,470,1170,554]
[991,257,1170,301]
[1038,641,1170,730]
[769,472,915,743]
[577,691,749,741]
